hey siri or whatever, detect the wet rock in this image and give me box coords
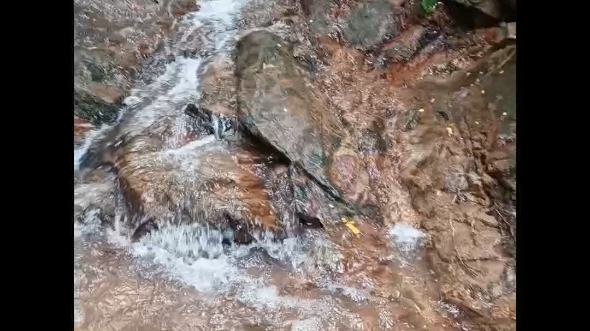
[444,0,516,29]
[396,47,516,330]
[328,140,372,205]
[74,90,121,125]
[74,117,95,147]
[341,0,396,50]
[184,104,209,122]
[296,212,324,229]
[77,127,122,171]
[474,26,508,44]
[198,53,238,117]
[446,0,503,20]
[87,83,126,104]
[114,135,283,239]
[235,30,344,199]
[131,218,159,242]
[184,103,236,140]
[288,165,349,227]
[243,247,284,266]
[184,104,215,135]
[74,169,117,224]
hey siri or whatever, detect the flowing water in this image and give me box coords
[73,1,467,330]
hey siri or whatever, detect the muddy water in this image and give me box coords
[73,0,472,330]
[75,209,466,330]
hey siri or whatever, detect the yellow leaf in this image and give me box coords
[345,222,361,235]
[342,218,361,235]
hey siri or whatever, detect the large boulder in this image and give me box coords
[114,132,283,243]
[235,30,344,199]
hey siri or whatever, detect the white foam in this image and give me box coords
[291,318,322,331]
[77,208,103,235]
[389,223,427,255]
[119,58,203,139]
[112,0,248,143]
[129,224,238,292]
[325,283,371,303]
[163,134,216,154]
[166,58,203,100]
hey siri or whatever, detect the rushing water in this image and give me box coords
[72,0,459,330]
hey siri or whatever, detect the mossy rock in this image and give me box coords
[74,89,120,125]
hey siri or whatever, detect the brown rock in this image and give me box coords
[329,142,371,204]
[115,135,282,239]
[474,27,507,44]
[377,47,517,330]
[198,54,238,117]
[432,220,502,263]
[74,117,95,147]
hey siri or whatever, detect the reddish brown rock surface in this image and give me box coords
[74,117,94,147]
[276,2,517,330]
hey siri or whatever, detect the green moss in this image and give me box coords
[294,184,309,201]
[331,138,342,150]
[421,0,438,14]
[311,148,325,167]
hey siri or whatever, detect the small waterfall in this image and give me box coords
[211,113,221,140]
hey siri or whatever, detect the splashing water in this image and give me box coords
[389,222,426,252]
[73,0,450,330]
[388,223,427,266]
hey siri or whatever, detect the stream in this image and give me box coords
[73,0,471,330]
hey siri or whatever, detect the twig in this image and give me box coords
[448,217,480,277]
[493,47,516,73]
[493,203,515,239]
